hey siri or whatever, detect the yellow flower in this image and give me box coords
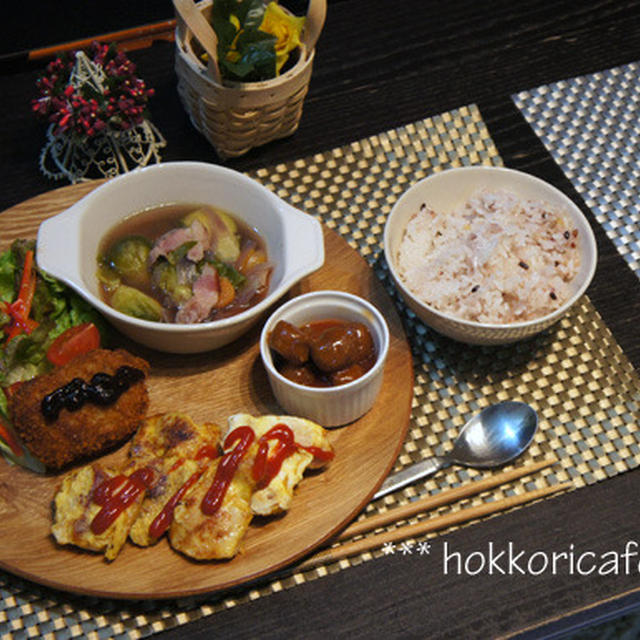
[259,2,305,74]
[225,13,243,64]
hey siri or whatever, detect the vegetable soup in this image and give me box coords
[97,203,272,324]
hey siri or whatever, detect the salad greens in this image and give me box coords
[0,239,106,388]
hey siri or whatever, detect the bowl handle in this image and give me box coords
[36,202,85,287]
[279,202,325,287]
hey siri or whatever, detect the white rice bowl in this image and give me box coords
[383,166,598,345]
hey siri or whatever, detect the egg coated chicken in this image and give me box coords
[50,411,334,561]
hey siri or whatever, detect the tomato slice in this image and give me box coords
[46,322,101,366]
[0,416,24,457]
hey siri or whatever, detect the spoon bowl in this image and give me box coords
[447,401,538,468]
[374,401,538,499]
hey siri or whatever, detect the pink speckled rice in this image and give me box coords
[395,189,581,324]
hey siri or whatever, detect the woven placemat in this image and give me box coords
[2,103,640,640]
[513,61,640,273]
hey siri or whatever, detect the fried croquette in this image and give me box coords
[10,349,149,471]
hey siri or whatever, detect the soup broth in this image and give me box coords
[97,203,272,324]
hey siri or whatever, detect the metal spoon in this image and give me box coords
[374,401,538,500]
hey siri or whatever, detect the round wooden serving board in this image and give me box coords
[0,181,414,599]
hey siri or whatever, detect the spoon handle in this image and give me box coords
[373,457,446,500]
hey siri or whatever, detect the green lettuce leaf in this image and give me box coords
[0,240,108,388]
[0,248,18,303]
[0,387,46,473]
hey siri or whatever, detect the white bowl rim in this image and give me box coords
[260,290,390,394]
[36,161,325,335]
[383,165,598,331]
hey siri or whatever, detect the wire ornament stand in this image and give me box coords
[38,52,166,183]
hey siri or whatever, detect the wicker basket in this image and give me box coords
[173,0,326,158]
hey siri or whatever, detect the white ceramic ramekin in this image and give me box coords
[260,290,390,427]
[36,161,324,353]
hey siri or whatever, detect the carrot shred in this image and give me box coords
[17,249,36,313]
[217,276,236,308]
[2,249,39,341]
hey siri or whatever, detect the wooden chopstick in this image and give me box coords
[338,456,558,541]
[299,481,572,571]
[1,19,177,69]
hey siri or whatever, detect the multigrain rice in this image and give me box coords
[395,189,581,324]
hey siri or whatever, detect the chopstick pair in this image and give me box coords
[299,457,570,571]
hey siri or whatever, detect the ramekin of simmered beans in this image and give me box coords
[259,290,390,427]
[268,318,377,387]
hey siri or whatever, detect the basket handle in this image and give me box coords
[173,0,222,83]
[301,0,327,54]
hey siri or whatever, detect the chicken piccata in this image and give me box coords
[51,412,334,561]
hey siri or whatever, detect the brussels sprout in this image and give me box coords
[96,263,121,293]
[104,236,152,287]
[110,285,164,321]
[182,209,214,235]
[152,261,192,305]
[182,208,240,262]
[211,211,240,262]
[216,210,238,234]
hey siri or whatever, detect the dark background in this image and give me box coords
[2,2,640,638]
[2,2,172,56]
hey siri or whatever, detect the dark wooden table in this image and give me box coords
[2,1,640,638]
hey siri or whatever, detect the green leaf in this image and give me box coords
[212,16,238,51]
[242,0,267,29]
[0,387,7,415]
[0,394,46,474]
[0,239,35,304]
[211,0,240,45]
[167,241,197,266]
[0,249,18,303]
[0,240,110,389]
[211,0,235,21]
[221,35,276,81]
[236,26,276,47]
[1,329,52,387]
[207,256,246,289]
[210,0,276,82]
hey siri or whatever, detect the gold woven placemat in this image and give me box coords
[2,103,640,640]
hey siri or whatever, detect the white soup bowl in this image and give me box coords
[36,161,325,353]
